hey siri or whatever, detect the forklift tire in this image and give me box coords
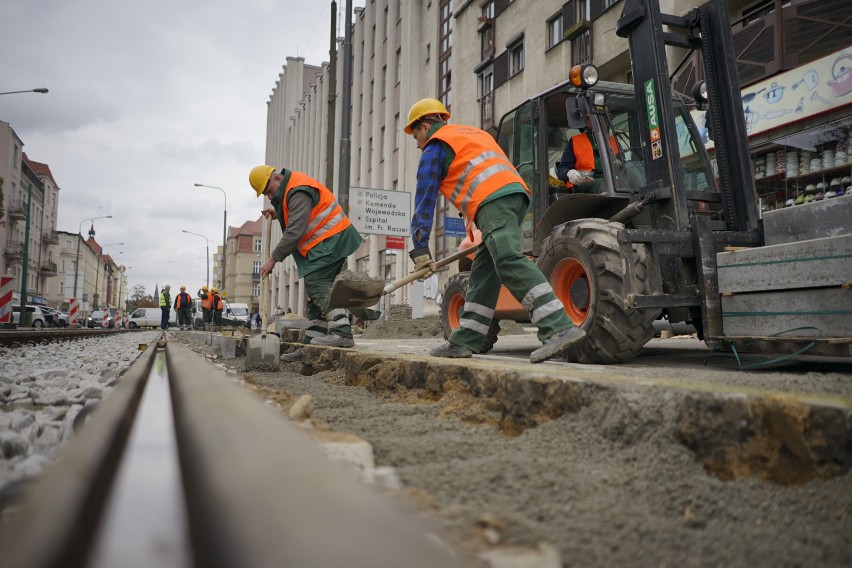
[537,219,659,364]
[441,272,500,354]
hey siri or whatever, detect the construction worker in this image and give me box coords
[198,285,213,328]
[404,98,584,363]
[174,285,192,330]
[555,112,617,194]
[210,287,224,329]
[249,164,364,362]
[159,284,172,330]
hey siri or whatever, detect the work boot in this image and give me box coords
[280,347,304,362]
[429,342,473,358]
[310,334,355,348]
[530,327,586,364]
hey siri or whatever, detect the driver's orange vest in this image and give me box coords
[429,124,529,239]
[280,172,350,256]
[565,133,619,188]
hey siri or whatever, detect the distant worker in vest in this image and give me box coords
[555,111,613,194]
[248,165,364,363]
[404,98,585,363]
[174,285,193,330]
[159,284,171,330]
[198,285,213,329]
[210,287,224,329]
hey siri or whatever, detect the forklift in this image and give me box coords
[440,0,851,363]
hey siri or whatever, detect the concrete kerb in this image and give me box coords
[294,344,852,485]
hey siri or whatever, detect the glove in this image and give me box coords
[567,169,593,185]
[410,248,437,281]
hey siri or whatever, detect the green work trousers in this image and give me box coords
[202,308,212,324]
[301,258,353,344]
[448,193,574,352]
[178,307,192,327]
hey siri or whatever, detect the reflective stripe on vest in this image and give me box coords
[428,125,528,238]
[281,172,351,256]
[200,293,213,309]
[159,292,169,307]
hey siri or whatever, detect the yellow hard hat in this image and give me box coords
[404,98,450,134]
[202,285,208,291]
[211,287,218,293]
[249,165,276,197]
[180,285,186,290]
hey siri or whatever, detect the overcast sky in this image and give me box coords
[1,0,359,297]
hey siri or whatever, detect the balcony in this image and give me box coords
[7,200,26,221]
[42,230,59,244]
[40,260,57,276]
[4,240,23,260]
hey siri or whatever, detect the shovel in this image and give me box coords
[247,215,281,370]
[328,247,473,309]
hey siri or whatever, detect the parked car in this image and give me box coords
[40,307,70,327]
[126,307,177,329]
[87,309,115,328]
[11,305,48,328]
[192,299,251,329]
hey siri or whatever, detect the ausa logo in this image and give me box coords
[644,78,663,160]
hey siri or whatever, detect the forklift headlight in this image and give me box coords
[593,92,606,107]
[692,81,708,104]
[569,64,599,88]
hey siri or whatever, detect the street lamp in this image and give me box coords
[194,183,227,292]
[73,215,112,300]
[0,88,49,95]
[182,230,211,289]
[94,243,123,310]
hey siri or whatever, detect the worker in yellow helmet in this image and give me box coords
[404,97,584,363]
[209,287,224,329]
[173,285,192,330]
[249,164,363,362]
[198,285,212,329]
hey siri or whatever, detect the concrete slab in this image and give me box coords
[763,197,852,246]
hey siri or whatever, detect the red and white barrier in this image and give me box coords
[0,276,12,324]
[68,298,79,326]
[102,310,110,328]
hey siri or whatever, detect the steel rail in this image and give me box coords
[0,328,134,347]
[0,336,462,568]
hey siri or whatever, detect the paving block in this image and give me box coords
[717,234,852,293]
[763,197,852,246]
[722,286,852,337]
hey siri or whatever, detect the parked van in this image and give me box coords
[191,299,250,329]
[127,307,177,329]
[225,302,250,325]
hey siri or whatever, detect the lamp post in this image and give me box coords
[93,243,123,310]
[182,230,211,289]
[194,183,227,292]
[73,215,112,301]
[0,88,48,95]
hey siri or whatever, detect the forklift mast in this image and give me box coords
[616,0,759,234]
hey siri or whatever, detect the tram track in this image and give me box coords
[0,333,460,568]
[0,328,137,348]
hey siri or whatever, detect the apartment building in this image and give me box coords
[223,217,263,311]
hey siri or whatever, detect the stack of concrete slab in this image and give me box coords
[717,198,852,337]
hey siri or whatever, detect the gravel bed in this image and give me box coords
[0,332,159,496]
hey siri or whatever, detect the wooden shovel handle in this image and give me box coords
[382,247,474,295]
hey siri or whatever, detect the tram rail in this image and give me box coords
[0,334,460,568]
[0,327,134,347]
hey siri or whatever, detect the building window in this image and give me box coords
[509,41,524,76]
[572,29,592,63]
[547,13,563,49]
[438,0,452,108]
[254,239,261,252]
[252,283,260,297]
[253,260,261,275]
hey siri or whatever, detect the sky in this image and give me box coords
[1,0,360,297]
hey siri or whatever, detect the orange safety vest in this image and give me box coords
[280,172,351,256]
[428,124,529,239]
[212,293,223,310]
[175,292,191,309]
[200,292,213,309]
[565,132,619,188]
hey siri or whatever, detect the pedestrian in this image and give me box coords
[159,284,172,330]
[248,164,364,362]
[174,285,192,330]
[198,285,213,329]
[210,287,224,330]
[251,310,260,330]
[404,98,585,363]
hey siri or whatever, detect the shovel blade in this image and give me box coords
[328,270,386,309]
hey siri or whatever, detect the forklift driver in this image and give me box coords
[555,112,613,194]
